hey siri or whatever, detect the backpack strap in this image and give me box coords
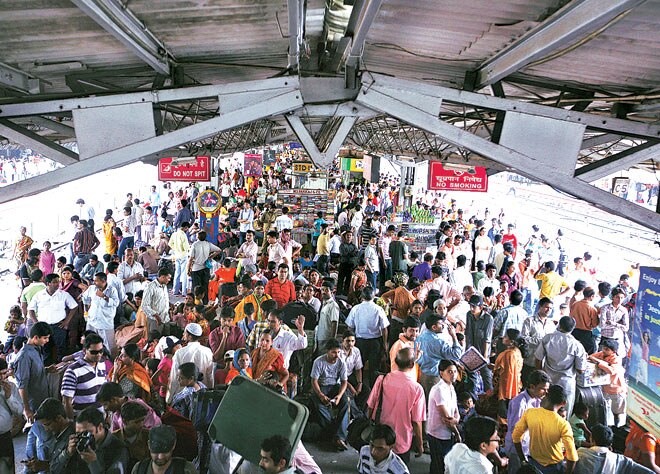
[136,459,150,474]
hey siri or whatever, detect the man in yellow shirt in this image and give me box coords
[535,261,570,300]
[512,384,579,473]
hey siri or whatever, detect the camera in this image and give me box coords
[75,431,96,452]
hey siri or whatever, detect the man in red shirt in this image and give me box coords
[265,264,296,309]
[502,224,518,259]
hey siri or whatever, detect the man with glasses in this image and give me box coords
[445,416,500,473]
[61,333,107,419]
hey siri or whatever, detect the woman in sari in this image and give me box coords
[103,211,117,255]
[251,330,288,385]
[170,362,206,420]
[12,226,33,268]
[61,266,87,351]
[225,348,252,384]
[110,343,153,400]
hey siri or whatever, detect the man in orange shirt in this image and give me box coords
[570,287,599,354]
[625,420,660,474]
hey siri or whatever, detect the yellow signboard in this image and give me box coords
[293,162,314,173]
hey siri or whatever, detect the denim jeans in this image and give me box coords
[366,270,378,292]
[313,384,349,441]
[173,257,189,295]
[73,253,90,273]
[530,458,565,473]
[46,323,68,365]
[118,236,134,259]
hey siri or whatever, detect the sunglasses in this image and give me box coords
[88,349,104,355]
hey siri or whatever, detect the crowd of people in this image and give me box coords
[1,158,657,474]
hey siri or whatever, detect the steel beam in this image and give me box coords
[356,78,660,232]
[0,119,78,165]
[581,133,621,149]
[366,74,660,140]
[286,115,357,169]
[70,0,172,75]
[0,77,299,118]
[29,117,76,138]
[287,0,304,70]
[0,87,303,203]
[345,0,384,88]
[468,0,646,90]
[0,61,44,94]
[576,141,660,182]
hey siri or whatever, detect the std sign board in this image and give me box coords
[158,156,210,182]
[428,161,488,192]
[627,266,660,438]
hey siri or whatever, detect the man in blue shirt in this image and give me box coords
[417,313,464,399]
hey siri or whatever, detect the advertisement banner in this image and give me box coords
[427,161,488,192]
[627,266,660,438]
[263,149,276,166]
[341,158,363,172]
[244,153,263,177]
[158,156,210,182]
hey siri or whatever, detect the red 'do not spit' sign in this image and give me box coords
[158,156,210,182]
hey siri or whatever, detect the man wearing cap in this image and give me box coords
[465,294,495,391]
[166,322,214,404]
[132,425,196,474]
[535,316,587,417]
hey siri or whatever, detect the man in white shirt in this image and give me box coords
[328,229,342,266]
[477,263,500,295]
[27,273,78,364]
[274,207,294,232]
[449,255,473,292]
[187,231,220,304]
[345,287,390,388]
[169,222,190,296]
[238,201,255,244]
[299,284,321,313]
[82,273,119,352]
[142,269,172,334]
[444,416,498,474]
[267,309,307,369]
[266,231,287,268]
[237,229,259,267]
[106,261,126,305]
[118,206,137,259]
[167,323,214,403]
[118,249,145,296]
[316,282,339,351]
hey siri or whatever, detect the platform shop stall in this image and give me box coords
[277,160,335,248]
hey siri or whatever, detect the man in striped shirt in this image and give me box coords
[61,333,108,419]
[358,424,410,474]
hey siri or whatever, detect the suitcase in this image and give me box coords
[577,386,607,428]
[208,376,309,466]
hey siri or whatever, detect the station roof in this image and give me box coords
[0,0,658,185]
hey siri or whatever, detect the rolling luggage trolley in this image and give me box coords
[208,376,309,472]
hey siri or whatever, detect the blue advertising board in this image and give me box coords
[627,266,660,438]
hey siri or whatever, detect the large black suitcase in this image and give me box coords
[577,385,607,428]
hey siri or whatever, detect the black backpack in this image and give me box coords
[136,457,188,474]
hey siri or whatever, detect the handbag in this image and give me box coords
[347,374,387,450]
